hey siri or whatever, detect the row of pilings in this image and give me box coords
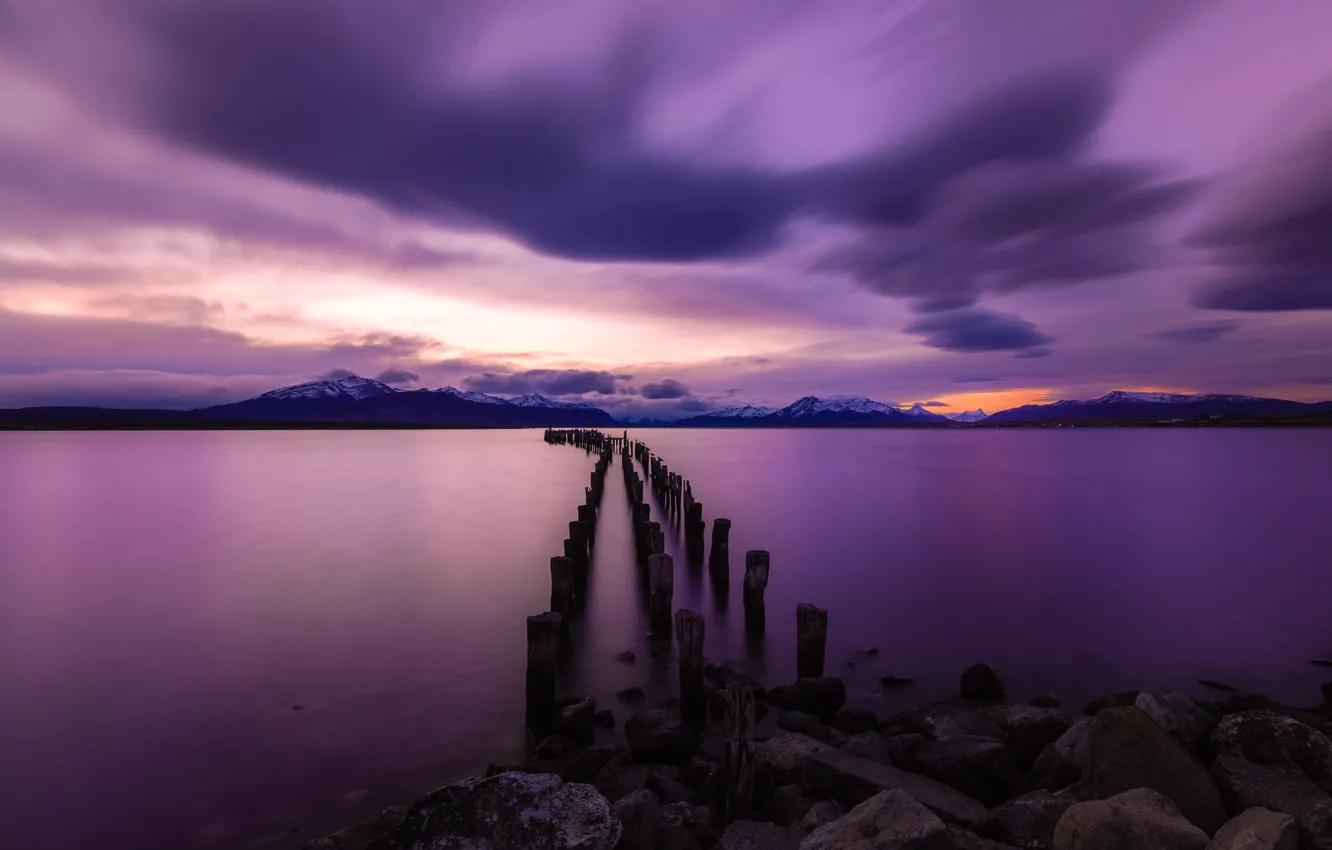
[530,428,832,820]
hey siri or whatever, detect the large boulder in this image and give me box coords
[768,784,818,828]
[979,705,1072,771]
[1208,755,1330,819]
[757,733,836,783]
[768,678,849,722]
[989,786,1086,849]
[555,698,598,742]
[1211,710,1332,792]
[1081,692,1140,717]
[840,732,893,765]
[836,709,881,736]
[1205,807,1298,850]
[1030,718,1091,791]
[368,771,621,850]
[960,665,1006,702]
[1305,800,1332,850]
[797,802,843,836]
[1053,787,1209,850]
[797,749,991,832]
[1083,707,1227,834]
[1134,692,1215,756]
[900,735,1026,807]
[626,710,697,765]
[614,790,661,850]
[899,704,1005,742]
[799,789,947,850]
[718,820,800,850]
[557,745,631,784]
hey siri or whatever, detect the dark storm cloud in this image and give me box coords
[952,375,1004,384]
[921,401,948,407]
[319,368,357,381]
[463,369,625,396]
[89,0,791,262]
[1190,117,1332,312]
[375,368,420,386]
[904,309,1053,354]
[1149,321,1240,345]
[639,379,690,399]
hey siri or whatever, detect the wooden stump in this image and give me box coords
[743,550,770,634]
[525,612,562,737]
[549,556,575,626]
[674,609,706,730]
[708,518,731,575]
[795,603,828,679]
[568,520,588,568]
[578,504,596,538]
[647,553,674,639]
[719,682,756,821]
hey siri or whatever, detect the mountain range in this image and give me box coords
[2,377,1329,428]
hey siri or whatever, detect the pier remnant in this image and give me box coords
[675,609,706,730]
[796,603,828,679]
[719,682,756,821]
[525,612,562,737]
[743,550,770,634]
[648,554,674,640]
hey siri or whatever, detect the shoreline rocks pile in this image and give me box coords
[305,664,1332,850]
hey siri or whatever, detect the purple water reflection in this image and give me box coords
[1,428,1330,849]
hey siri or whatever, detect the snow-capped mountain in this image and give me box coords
[200,375,615,425]
[781,395,900,417]
[900,403,951,422]
[705,405,779,419]
[255,375,396,402]
[428,386,507,405]
[987,390,1323,423]
[949,409,988,423]
[507,393,601,411]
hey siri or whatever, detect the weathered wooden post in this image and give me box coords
[647,553,674,639]
[709,518,731,575]
[686,501,705,559]
[796,603,828,678]
[743,550,769,634]
[675,609,706,730]
[549,557,575,627]
[578,504,596,539]
[720,682,755,821]
[525,611,562,737]
[647,522,664,556]
[568,520,588,566]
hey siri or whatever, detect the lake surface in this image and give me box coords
[2,428,1331,849]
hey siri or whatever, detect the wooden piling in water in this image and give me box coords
[685,501,705,560]
[709,518,731,575]
[568,520,588,568]
[743,550,769,634]
[675,609,706,730]
[796,603,828,678]
[549,556,575,626]
[719,682,755,821]
[647,553,674,639]
[525,611,562,736]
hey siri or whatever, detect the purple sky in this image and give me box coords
[1,0,1330,417]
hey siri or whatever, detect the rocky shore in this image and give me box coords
[304,663,1332,850]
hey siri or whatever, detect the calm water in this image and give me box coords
[2,428,1331,849]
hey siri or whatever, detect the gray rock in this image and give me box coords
[768,784,817,827]
[800,789,947,850]
[768,679,849,722]
[660,801,695,829]
[839,732,893,765]
[979,705,1072,771]
[885,735,926,767]
[1212,710,1332,792]
[620,686,648,704]
[1205,807,1298,850]
[1030,696,1062,709]
[756,733,836,783]
[556,698,598,741]
[1030,719,1091,791]
[989,786,1086,849]
[718,820,800,850]
[615,790,661,850]
[1135,692,1215,755]
[682,757,718,792]
[1052,787,1209,850]
[1304,800,1332,850]
[939,827,1022,849]
[797,749,991,832]
[797,802,843,837]
[559,745,631,784]
[1209,755,1330,819]
[902,735,1026,808]
[1083,707,1227,834]
[658,824,703,850]
[1081,692,1139,717]
[647,769,697,805]
[781,712,835,740]
[598,766,651,803]
[905,704,1006,742]
[960,664,1006,702]
[627,710,697,765]
[595,709,616,729]
[836,709,881,736]
[369,771,621,850]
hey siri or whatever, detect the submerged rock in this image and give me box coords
[1083,707,1226,834]
[626,710,696,765]
[368,771,621,850]
[835,708,880,737]
[1053,787,1208,850]
[796,801,842,836]
[767,678,848,722]
[960,664,1006,702]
